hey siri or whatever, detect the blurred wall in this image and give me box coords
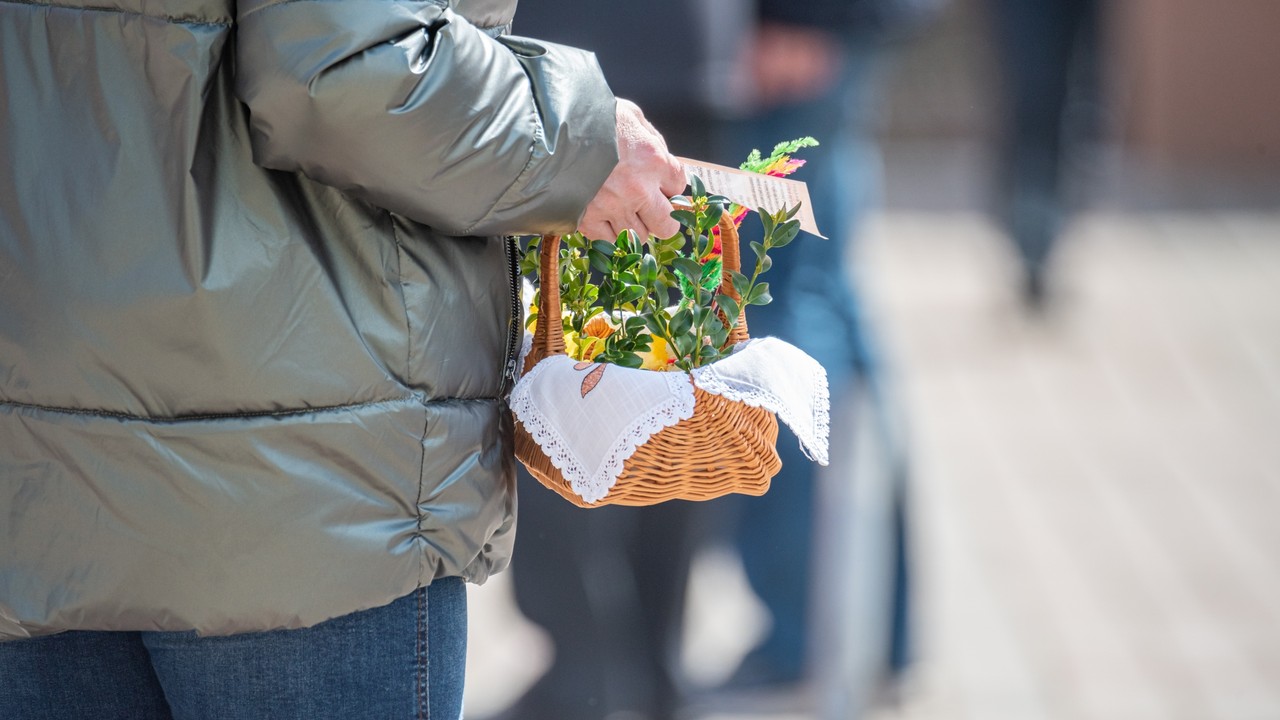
[1111,0,1280,175]
[875,0,1279,210]
[880,0,999,142]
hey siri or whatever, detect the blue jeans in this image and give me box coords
[0,578,467,720]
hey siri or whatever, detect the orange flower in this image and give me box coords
[567,315,615,361]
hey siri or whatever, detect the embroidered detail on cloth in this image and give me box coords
[510,354,696,503]
[511,335,830,503]
[691,337,830,465]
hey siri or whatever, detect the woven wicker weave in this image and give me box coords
[514,215,782,508]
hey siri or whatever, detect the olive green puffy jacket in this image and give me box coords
[0,0,618,640]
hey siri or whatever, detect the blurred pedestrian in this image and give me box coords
[986,0,1101,308]
[713,0,934,713]
[493,5,740,720]
[494,1,932,717]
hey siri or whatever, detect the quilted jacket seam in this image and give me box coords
[0,0,231,26]
[0,396,501,423]
[239,0,446,21]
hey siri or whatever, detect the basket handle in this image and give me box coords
[525,213,747,374]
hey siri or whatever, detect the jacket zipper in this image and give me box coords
[499,235,523,396]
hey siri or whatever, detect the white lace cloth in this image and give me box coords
[691,337,830,465]
[510,335,830,504]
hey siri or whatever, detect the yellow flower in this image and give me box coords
[574,333,607,362]
[638,335,673,371]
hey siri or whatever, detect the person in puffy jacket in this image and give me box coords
[0,0,685,715]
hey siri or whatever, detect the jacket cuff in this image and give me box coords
[466,37,619,237]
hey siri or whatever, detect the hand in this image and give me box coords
[578,99,687,242]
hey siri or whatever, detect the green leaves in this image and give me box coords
[699,203,724,234]
[617,284,647,306]
[690,174,707,200]
[699,257,723,294]
[643,312,668,338]
[716,294,741,326]
[513,164,808,371]
[669,307,694,337]
[671,257,704,288]
[772,136,819,156]
[670,209,696,229]
[773,218,801,248]
[738,137,820,174]
[639,255,659,287]
[588,247,611,274]
[519,236,542,276]
[747,282,772,306]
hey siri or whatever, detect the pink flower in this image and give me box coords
[763,157,806,177]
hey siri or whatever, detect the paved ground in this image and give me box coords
[467,208,1280,719]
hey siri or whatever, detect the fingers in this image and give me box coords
[577,213,612,243]
[579,223,604,241]
[637,187,680,239]
[579,189,678,242]
[577,99,689,242]
[658,153,688,199]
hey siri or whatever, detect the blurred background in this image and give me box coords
[468,0,1280,718]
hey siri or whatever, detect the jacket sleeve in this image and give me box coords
[234,0,618,236]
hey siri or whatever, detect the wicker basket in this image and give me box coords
[514,215,783,508]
